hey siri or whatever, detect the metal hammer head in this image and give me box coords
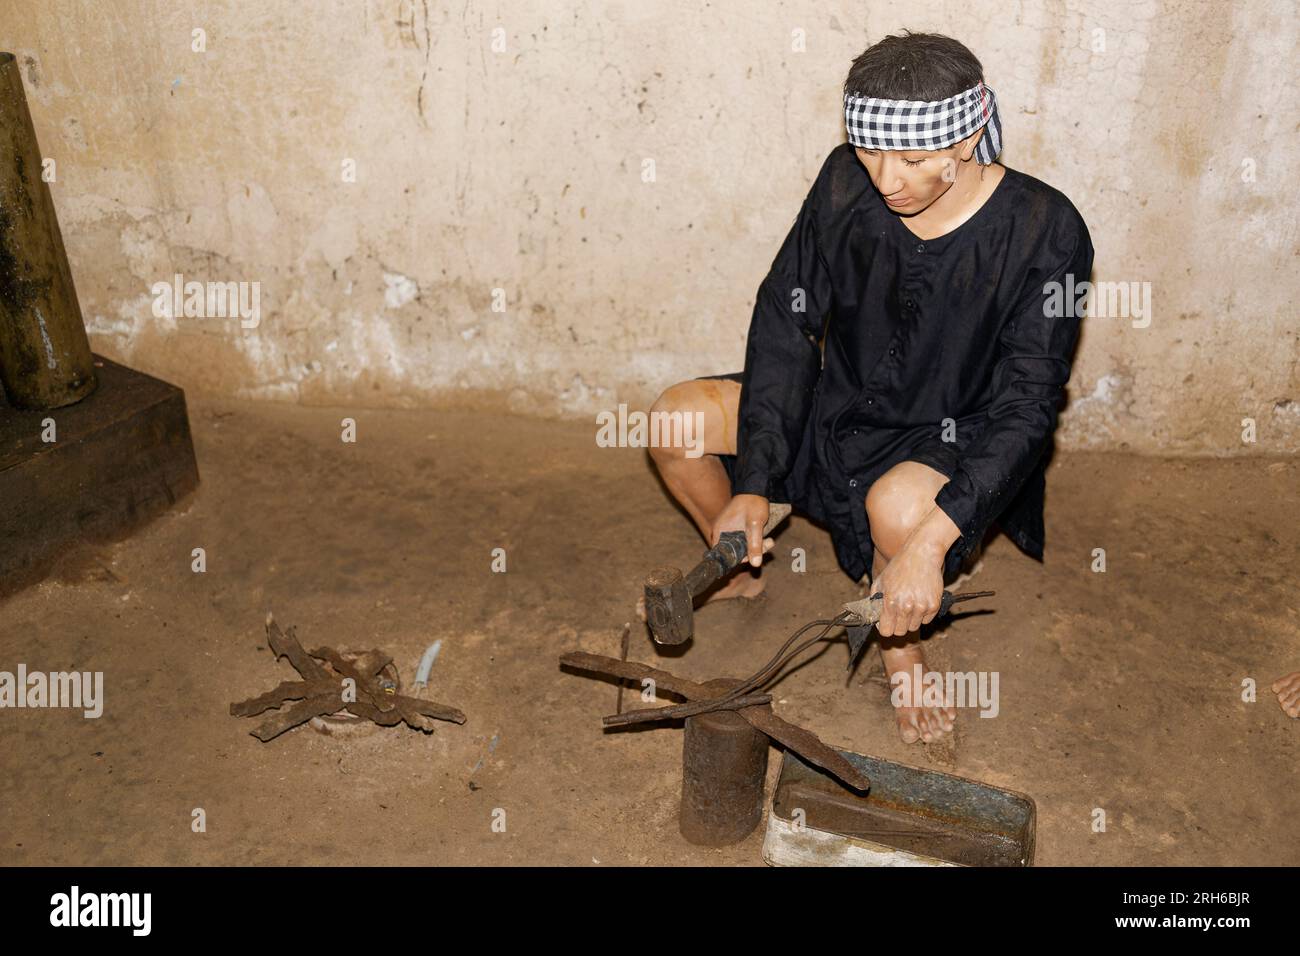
[645,566,692,644]
[643,504,794,645]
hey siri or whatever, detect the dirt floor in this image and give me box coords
[1,399,1296,866]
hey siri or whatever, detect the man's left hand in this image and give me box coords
[874,540,946,637]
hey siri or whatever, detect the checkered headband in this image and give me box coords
[844,81,1002,164]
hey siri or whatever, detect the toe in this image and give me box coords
[897,712,922,744]
[917,710,935,743]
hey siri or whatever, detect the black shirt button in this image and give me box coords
[849,479,858,488]
[865,397,874,405]
[916,243,925,253]
[888,347,897,356]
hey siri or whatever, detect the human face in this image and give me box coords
[853,145,962,215]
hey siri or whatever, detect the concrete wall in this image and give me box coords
[4,0,1296,453]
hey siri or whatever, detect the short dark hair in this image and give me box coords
[844,31,984,101]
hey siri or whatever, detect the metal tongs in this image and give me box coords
[841,590,996,670]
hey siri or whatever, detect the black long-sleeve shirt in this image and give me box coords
[733,143,1095,583]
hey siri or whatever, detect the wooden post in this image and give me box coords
[0,51,96,409]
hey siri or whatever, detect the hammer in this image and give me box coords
[644,503,792,645]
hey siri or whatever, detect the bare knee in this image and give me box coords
[866,462,949,558]
[648,382,693,464]
[648,379,737,463]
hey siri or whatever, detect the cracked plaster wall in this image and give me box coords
[3,0,1296,453]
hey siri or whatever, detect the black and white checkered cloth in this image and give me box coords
[844,81,1002,164]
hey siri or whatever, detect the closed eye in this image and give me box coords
[857,148,925,168]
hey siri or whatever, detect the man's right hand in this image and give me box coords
[711,494,775,568]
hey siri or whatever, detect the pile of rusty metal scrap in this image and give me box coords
[231,615,465,742]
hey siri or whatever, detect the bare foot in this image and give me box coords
[881,640,956,744]
[701,569,767,605]
[635,570,766,622]
[1273,672,1300,718]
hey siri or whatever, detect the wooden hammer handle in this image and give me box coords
[763,502,793,536]
[694,502,793,588]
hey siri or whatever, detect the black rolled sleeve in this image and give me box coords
[933,207,1095,553]
[732,170,835,501]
